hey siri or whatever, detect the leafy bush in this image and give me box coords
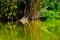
[40,9,57,19]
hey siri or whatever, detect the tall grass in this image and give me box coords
[0,20,41,40]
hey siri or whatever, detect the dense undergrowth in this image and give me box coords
[0,0,60,40]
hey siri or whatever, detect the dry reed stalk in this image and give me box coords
[21,0,41,40]
[29,0,41,20]
[22,20,40,40]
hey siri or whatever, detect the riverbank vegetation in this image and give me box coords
[0,0,60,40]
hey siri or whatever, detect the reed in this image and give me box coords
[0,0,41,40]
[19,0,41,40]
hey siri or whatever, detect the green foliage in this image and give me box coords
[0,0,60,19]
[57,2,60,11]
[40,9,57,19]
[0,0,60,40]
[41,0,60,11]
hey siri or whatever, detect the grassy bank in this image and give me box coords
[0,18,60,40]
